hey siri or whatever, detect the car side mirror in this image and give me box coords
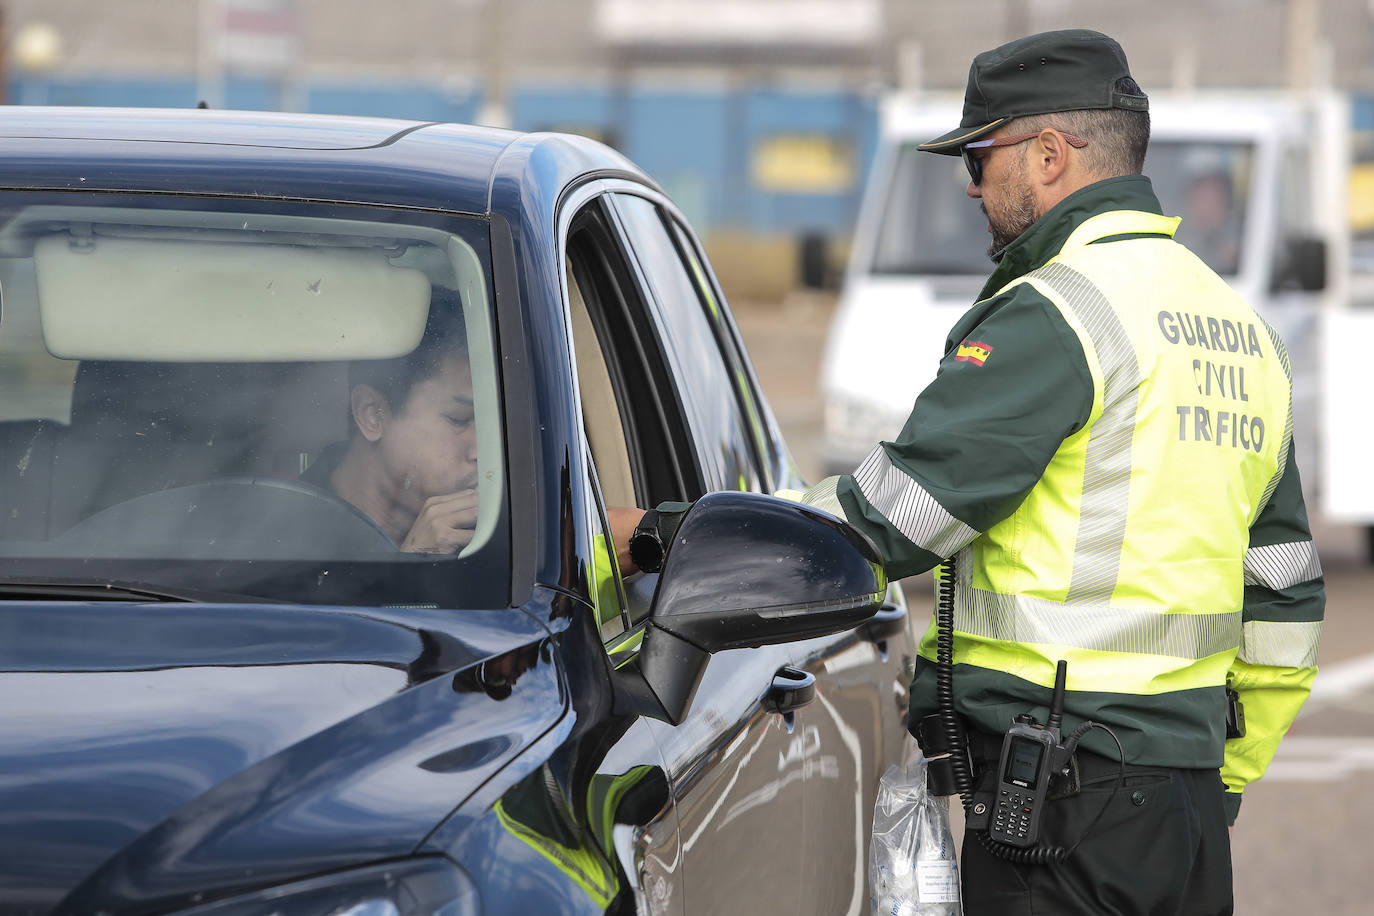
[1272,236,1327,292]
[614,490,886,725]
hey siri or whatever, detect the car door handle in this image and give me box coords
[762,665,816,717]
[861,604,907,662]
[862,604,907,641]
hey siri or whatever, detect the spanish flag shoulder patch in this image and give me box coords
[955,339,993,367]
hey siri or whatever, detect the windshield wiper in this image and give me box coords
[0,580,274,603]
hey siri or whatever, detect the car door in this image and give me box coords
[607,191,918,916]
[558,183,807,915]
[781,593,916,915]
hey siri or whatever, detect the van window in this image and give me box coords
[871,139,1256,279]
[1148,141,1255,277]
[871,144,989,275]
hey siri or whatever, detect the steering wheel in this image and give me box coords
[57,475,398,559]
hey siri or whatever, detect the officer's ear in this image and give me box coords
[1033,128,1071,185]
[350,384,390,443]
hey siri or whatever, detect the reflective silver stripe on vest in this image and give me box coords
[955,581,1243,659]
[1239,619,1321,668]
[1027,262,1142,603]
[1243,540,1322,589]
[852,445,977,558]
[1256,319,1294,515]
[800,475,846,520]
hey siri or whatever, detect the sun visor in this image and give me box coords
[34,235,431,361]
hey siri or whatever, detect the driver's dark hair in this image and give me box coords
[347,287,469,431]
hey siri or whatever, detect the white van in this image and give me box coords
[821,91,1347,523]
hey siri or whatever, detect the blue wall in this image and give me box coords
[13,72,1371,233]
[1355,95,1374,132]
[8,74,878,240]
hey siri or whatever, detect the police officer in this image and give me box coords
[793,29,1324,915]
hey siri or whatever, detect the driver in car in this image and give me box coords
[302,302,479,554]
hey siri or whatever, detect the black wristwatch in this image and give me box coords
[628,509,666,573]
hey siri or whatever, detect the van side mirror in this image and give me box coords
[1273,236,1327,292]
[614,491,885,725]
[798,232,832,290]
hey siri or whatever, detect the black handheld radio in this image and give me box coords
[988,660,1072,846]
[990,715,1059,845]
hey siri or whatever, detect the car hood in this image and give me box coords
[0,600,562,916]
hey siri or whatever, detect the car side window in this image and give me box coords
[562,199,694,634]
[664,216,777,484]
[567,255,636,510]
[586,460,630,642]
[611,194,765,494]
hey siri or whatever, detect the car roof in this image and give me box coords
[0,106,650,215]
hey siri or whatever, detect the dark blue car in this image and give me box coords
[0,107,916,915]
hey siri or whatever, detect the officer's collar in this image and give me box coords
[976,175,1165,301]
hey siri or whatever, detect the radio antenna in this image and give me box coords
[1047,659,1068,732]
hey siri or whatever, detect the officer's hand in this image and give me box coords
[400,489,479,554]
[606,506,647,573]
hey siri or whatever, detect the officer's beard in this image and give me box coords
[985,158,1039,263]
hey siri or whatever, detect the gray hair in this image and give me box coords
[1006,77,1150,178]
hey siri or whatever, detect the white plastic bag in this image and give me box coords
[869,749,962,916]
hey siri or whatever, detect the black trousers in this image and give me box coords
[960,732,1233,916]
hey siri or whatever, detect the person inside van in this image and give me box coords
[1183,169,1242,274]
[302,299,479,554]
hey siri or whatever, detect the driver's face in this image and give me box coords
[379,353,478,515]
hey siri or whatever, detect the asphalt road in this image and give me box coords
[735,293,1374,915]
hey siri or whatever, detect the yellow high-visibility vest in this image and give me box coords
[943,209,1308,703]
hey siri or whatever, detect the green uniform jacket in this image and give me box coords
[804,176,1324,823]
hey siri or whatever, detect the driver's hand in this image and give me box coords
[400,489,479,554]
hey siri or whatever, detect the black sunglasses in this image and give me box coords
[961,130,1089,186]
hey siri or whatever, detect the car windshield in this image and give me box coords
[870,139,1253,277]
[0,192,509,608]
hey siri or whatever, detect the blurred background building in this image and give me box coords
[2,0,1372,299]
